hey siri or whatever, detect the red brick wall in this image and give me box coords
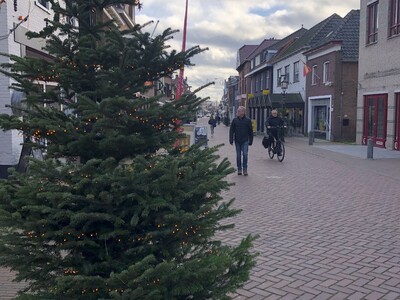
[306,50,358,142]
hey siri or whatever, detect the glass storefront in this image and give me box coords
[310,98,330,140]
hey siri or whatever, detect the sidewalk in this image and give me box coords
[0,269,26,300]
[279,136,400,182]
[312,140,400,159]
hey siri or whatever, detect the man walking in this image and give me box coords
[229,106,253,176]
[208,114,217,137]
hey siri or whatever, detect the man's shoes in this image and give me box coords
[238,170,242,175]
[243,170,248,176]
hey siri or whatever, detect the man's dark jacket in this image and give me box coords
[229,116,253,145]
[265,115,284,128]
[265,115,285,141]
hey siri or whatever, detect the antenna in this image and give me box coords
[151,20,159,38]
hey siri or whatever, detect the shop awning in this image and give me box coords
[267,93,304,109]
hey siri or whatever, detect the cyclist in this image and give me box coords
[265,109,285,152]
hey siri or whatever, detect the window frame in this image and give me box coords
[293,61,299,83]
[261,72,265,90]
[323,61,330,83]
[255,74,261,92]
[389,0,400,37]
[266,71,270,89]
[249,77,254,93]
[284,65,290,83]
[277,68,282,87]
[311,65,318,85]
[262,51,267,63]
[367,1,379,44]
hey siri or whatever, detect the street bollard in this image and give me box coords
[308,131,314,145]
[367,138,373,159]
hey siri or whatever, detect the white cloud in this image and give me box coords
[135,0,359,102]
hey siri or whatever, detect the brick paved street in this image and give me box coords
[1,118,400,299]
[207,119,400,300]
[0,268,27,300]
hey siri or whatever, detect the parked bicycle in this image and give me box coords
[266,125,286,162]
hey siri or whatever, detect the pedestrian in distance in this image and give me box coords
[208,115,217,137]
[229,106,253,176]
[265,109,285,150]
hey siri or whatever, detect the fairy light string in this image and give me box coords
[28,111,181,139]
[22,159,216,296]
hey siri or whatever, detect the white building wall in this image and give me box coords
[0,1,62,166]
[1,1,22,165]
[1,1,133,169]
[273,53,307,101]
[357,0,400,148]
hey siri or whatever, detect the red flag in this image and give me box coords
[303,63,312,76]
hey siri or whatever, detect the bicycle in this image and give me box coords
[266,125,286,162]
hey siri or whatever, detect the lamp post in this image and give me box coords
[280,75,288,111]
[279,75,289,138]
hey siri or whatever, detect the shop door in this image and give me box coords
[394,93,400,150]
[362,94,387,148]
[312,105,330,140]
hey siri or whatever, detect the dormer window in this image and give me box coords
[262,51,267,62]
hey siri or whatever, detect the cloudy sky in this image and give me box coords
[135,0,359,102]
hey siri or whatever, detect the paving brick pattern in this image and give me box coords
[0,268,27,300]
[1,119,400,299]
[206,120,400,300]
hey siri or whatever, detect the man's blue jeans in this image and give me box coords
[235,141,249,171]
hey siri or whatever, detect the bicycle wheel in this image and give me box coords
[268,142,274,159]
[277,141,285,162]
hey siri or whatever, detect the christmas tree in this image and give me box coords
[0,1,256,299]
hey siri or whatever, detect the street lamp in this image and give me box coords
[280,75,288,110]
